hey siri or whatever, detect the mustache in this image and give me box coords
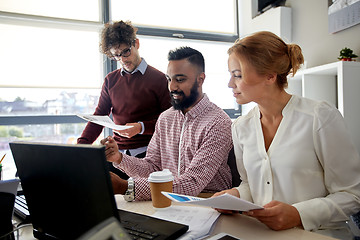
[170,90,184,95]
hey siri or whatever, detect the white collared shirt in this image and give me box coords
[233,95,360,231]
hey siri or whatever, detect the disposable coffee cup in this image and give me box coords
[148,169,174,209]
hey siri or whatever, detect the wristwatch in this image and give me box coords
[123,177,135,202]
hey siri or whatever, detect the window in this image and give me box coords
[0,0,100,21]
[0,24,102,90]
[0,1,106,180]
[111,0,237,35]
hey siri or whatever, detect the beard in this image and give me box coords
[170,80,199,111]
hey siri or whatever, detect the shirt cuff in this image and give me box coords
[293,198,332,231]
[138,121,145,135]
[236,183,253,202]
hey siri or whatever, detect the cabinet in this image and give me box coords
[287,61,360,154]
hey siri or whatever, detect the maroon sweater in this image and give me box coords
[77,65,171,149]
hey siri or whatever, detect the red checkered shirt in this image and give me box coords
[115,94,233,200]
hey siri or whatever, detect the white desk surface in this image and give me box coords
[114,195,337,240]
[14,194,338,240]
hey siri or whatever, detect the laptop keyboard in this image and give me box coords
[14,194,31,222]
[121,220,160,239]
[14,195,161,239]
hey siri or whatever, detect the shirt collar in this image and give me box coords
[281,95,295,116]
[181,94,211,119]
[121,58,147,76]
[255,95,295,119]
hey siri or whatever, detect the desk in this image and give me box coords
[114,195,337,240]
[14,194,338,240]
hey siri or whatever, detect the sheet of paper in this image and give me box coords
[152,205,220,240]
[77,114,133,131]
[0,179,20,195]
[162,192,263,212]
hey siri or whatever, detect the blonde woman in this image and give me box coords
[214,31,360,237]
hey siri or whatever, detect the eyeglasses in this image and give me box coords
[110,40,136,60]
[110,46,132,60]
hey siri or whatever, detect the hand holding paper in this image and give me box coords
[77,114,133,131]
[162,192,263,212]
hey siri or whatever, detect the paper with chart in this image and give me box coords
[162,192,263,212]
[77,114,133,131]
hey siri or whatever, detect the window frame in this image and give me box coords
[136,23,239,43]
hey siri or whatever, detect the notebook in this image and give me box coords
[9,141,188,240]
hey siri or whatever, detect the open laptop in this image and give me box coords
[9,141,188,240]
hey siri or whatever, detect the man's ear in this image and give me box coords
[135,38,140,49]
[197,72,205,87]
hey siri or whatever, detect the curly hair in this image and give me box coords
[228,31,304,89]
[100,20,138,57]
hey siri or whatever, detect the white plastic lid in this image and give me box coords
[148,169,174,183]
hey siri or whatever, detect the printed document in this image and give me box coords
[152,205,220,240]
[77,114,133,131]
[162,192,263,212]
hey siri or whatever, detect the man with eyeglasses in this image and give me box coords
[78,21,171,179]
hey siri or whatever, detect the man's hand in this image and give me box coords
[100,136,123,164]
[243,200,303,230]
[212,188,240,214]
[114,122,142,138]
[109,172,128,195]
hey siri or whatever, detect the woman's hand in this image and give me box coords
[100,136,123,164]
[244,200,303,231]
[212,188,240,214]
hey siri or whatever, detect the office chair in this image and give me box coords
[227,147,241,187]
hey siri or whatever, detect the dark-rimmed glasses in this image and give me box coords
[110,40,136,60]
[110,46,132,60]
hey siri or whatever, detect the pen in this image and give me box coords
[0,153,5,164]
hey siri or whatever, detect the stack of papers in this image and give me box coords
[77,114,133,131]
[152,205,220,240]
[162,192,263,212]
[153,192,263,239]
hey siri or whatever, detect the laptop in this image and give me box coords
[9,141,188,240]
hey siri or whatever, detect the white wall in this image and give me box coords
[238,0,360,68]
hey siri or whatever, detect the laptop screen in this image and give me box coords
[10,142,119,240]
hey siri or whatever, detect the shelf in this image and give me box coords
[287,61,360,154]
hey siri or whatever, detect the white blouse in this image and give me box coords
[233,95,360,231]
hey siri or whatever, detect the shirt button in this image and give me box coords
[267,181,270,184]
